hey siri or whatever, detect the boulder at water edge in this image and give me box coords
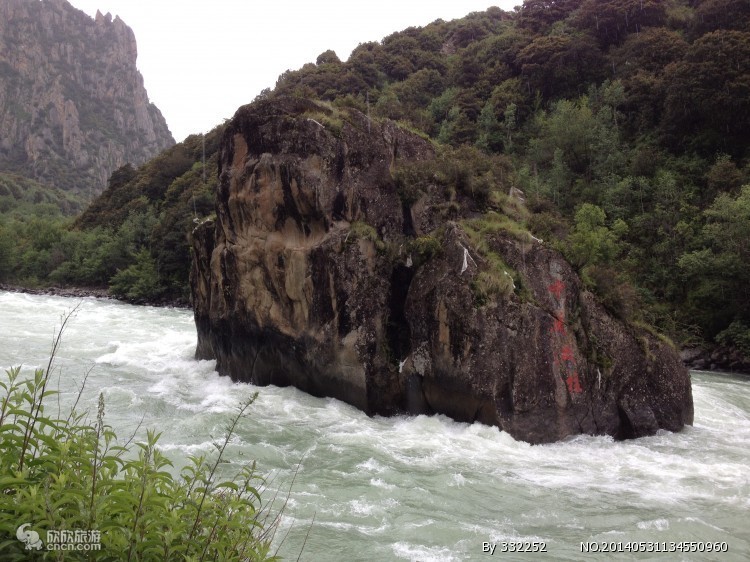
[190,98,693,444]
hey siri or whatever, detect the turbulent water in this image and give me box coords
[1,291,748,561]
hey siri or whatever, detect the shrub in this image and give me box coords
[301,102,346,137]
[471,269,515,306]
[109,248,165,302]
[459,213,526,306]
[462,211,528,247]
[393,146,514,210]
[716,320,750,356]
[347,221,386,252]
[404,235,442,267]
[0,315,279,561]
[585,265,641,323]
[393,161,434,205]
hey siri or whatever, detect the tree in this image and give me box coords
[517,34,605,100]
[391,68,445,108]
[574,0,667,48]
[529,97,598,176]
[437,105,477,146]
[692,0,750,37]
[662,30,750,157]
[0,222,17,280]
[517,0,580,33]
[450,19,491,48]
[478,27,532,75]
[611,27,687,131]
[678,185,750,335]
[612,27,687,75]
[346,42,385,89]
[109,248,164,301]
[373,88,405,121]
[476,102,502,152]
[565,203,627,271]
[316,49,341,65]
[428,87,460,132]
[705,154,744,203]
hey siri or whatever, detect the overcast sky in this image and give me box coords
[67,1,520,141]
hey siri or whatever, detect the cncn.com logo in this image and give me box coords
[16,524,43,550]
[16,524,102,551]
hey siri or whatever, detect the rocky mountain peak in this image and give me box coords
[0,0,174,196]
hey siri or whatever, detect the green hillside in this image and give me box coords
[265,0,750,357]
[3,0,749,362]
[0,173,86,216]
[0,129,219,303]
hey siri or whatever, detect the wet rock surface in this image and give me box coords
[681,346,750,375]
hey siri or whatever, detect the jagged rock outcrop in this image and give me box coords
[0,0,174,195]
[191,97,693,443]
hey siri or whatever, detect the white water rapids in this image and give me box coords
[1,291,748,561]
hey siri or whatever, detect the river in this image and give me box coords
[0,291,748,561]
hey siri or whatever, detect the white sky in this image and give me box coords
[67,1,520,141]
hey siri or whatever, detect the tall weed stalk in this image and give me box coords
[0,308,282,561]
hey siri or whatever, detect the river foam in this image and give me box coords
[1,290,748,561]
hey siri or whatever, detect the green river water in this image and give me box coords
[1,291,748,561]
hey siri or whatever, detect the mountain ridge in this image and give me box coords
[0,0,174,196]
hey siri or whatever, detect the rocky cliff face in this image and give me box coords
[191,97,693,444]
[0,0,174,195]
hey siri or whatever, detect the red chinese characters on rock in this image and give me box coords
[559,345,574,363]
[548,278,583,395]
[548,279,565,300]
[566,372,583,394]
[553,353,583,394]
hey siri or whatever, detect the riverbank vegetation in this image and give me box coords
[1,0,748,362]
[0,316,280,560]
[0,129,221,305]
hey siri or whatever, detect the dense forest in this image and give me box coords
[1,0,748,364]
[0,129,219,303]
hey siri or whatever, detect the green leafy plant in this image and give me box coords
[460,213,525,306]
[404,235,442,268]
[0,311,282,561]
[109,248,165,302]
[716,320,750,357]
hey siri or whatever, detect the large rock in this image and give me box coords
[191,97,693,443]
[0,0,174,195]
